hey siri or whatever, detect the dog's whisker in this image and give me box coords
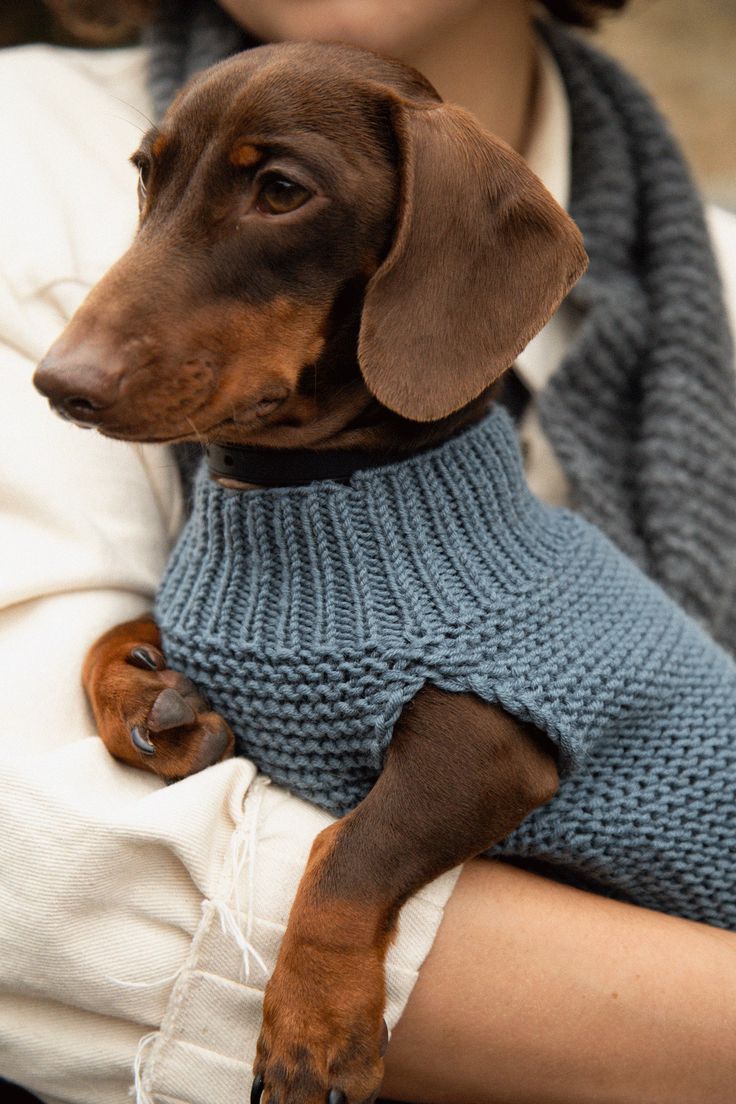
[111,96,155,130]
[107,114,146,135]
[184,416,206,445]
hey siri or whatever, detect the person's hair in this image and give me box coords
[543,0,628,24]
[45,0,630,44]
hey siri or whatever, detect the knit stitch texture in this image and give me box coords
[155,408,736,928]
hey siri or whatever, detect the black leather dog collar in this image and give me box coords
[206,441,393,487]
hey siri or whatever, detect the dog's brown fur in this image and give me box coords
[35,42,586,1103]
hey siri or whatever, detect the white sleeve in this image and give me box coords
[0,42,184,748]
[0,271,183,750]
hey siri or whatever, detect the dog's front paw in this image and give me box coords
[253,934,388,1104]
[84,621,234,780]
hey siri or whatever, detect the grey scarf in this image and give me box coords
[147,2,736,654]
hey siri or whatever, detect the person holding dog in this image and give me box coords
[1,2,735,1103]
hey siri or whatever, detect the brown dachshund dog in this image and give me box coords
[34,42,586,1104]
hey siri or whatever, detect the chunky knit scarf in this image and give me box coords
[155,408,736,926]
[146,3,736,653]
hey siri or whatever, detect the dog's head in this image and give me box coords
[35,42,586,443]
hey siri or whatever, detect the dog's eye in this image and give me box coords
[255,176,311,216]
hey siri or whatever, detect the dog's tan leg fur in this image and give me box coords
[254,685,559,1103]
[83,618,234,779]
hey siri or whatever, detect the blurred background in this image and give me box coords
[1,0,734,208]
[598,0,736,210]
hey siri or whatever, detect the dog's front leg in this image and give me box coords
[83,617,234,780]
[253,685,559,1104]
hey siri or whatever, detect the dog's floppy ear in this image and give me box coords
[358,100,587,422]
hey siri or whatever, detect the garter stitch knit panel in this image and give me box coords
[155,409,736,928]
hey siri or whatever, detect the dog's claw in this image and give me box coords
[327,1091,346,1104]
[127,646,165,671]
[131,725,156,756]
[196,721,232,767]
[379,1018,389,1057]
[250,1073,264,1103]
[147,687,196,732]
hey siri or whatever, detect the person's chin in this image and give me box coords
[218,0,464,59]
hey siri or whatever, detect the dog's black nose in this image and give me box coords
[34,350,118,425]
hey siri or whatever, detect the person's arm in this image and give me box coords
[383,858,736,1104]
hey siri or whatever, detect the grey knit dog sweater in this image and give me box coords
[156,408,736,927]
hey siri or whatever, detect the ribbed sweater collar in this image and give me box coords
[158,408,575,654]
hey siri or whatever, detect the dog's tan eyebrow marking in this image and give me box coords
[151,133,169,159]
[133,128,167,164]
[229,142,263,167]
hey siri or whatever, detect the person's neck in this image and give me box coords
[404,2,538,154]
